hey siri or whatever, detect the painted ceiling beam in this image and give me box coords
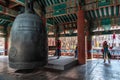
[46,13,77,25]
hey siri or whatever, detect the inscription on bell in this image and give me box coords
[9,47,17,58]
[18,26,39,31]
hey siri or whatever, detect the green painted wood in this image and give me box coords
[0,20,4,24]
[0,15,11,20]
[96,9,100,18]
[16,0,25,4]
[88,11,92,19]
[64,33,77,37]
[116,6,119,16]
[8,22,13,27]
[0,5,3,12]
[63,15,67,22]
[53,4,67,16]
[101,18,111,25]
[117,18,120,25]
[101,18,111,30]
[46,0,50,6]
[1,20,6,25]
[98,0,110,7]
[102,25,111,31]
[102,31,112,34]
[101,8,104,17]
[92,31,112,35]
[86,6,120,21]
[106,7,109,17]
[111,18,115,25]
[47,19,54,25]
[79,0,85,6]
[93,21,97,30]
[50,0,53,5]
[111,6,114,16]
[86,12,91,20]
[54,0,59,4]
[92,10,96,19]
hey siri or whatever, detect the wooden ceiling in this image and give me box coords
[0,0,25,26]
[0,0,80,30]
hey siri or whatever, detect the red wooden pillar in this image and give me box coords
[41,7,46,27]
[4,36,8,56]
[77,8,86,64]
[41,16,46,27]
[4,26,8,56]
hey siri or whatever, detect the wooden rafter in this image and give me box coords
[9,3,19,8]
[0,1,6,6]
[10,0,24,6]
[0,10,17,17]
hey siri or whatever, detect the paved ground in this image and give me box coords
[0,56,120,80]
[46,56,77,70]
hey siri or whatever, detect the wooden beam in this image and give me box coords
[46,13,77,19]
[84,2,120,11]
[9,3,19,8]
[10,0,24,6]
[34,9,41,16]
[0,5,18,17]
[62,21,77,25]
[0,1,6,6]
[0,12,15,18]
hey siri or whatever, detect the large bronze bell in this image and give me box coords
[8,0,48,69]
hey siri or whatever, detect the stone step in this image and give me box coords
[45,56,78,70]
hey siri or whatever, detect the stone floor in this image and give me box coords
[0,56,120,80]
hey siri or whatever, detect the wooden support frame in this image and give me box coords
[9,3,19,8]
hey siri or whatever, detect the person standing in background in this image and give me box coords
[75,46,78,58]
[103,41,111,63]
[56,39,61,59]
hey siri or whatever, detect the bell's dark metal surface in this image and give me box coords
[8,0,48,69]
